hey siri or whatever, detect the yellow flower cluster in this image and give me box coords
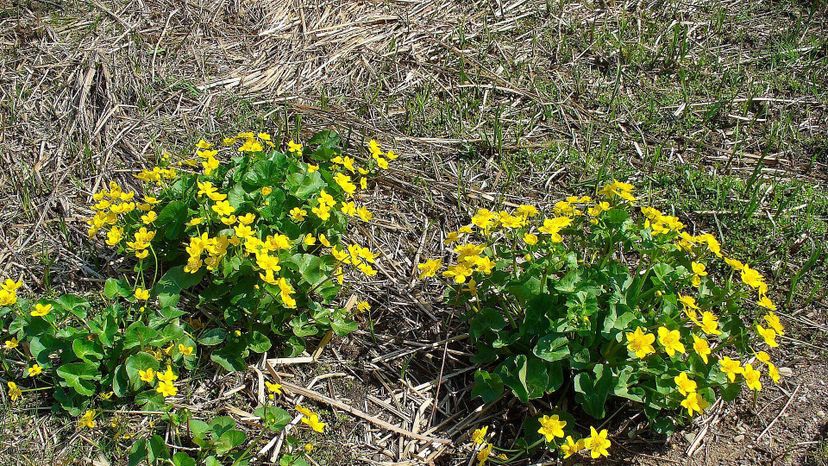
[533,415,611,459]
[137,365,179,398]
[0,278,22,306]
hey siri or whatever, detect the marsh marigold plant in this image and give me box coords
[0,130,397,418]
[422,180,787,461]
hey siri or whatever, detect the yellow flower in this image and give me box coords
[476,443,492,465]
[560,435,584,458]
[418,259,442,278]
[757,295,776,311]
[333,173,356,196]
[307,163,319,173]
[724,257,744,270]
[27,364,42,377]
[763,312,784,335]
[78,410,96,428]
[178,344,194,356]
[156,380,178,397]
[135,250,149,260]
[357,207,373,222]
[583,426,611,458]
[538,216,572,241]
[598,179,636,202]
[625,327,656,358]
[238,213,256,225]
[319,234,332,247]
[212,200,235,217]
[303,234,317,247]
[201,155,220,175]
[135,287,150,301]
[673,372,697,396]
[442,263,473,284]
[186,217,204,227]
[287,140,303,155]
[657,327,685,357]
[234,223,254,239]
[30,303,53,317]
[471,209,498,230]
[537,414,566,442]
[719,357,743,382]
[681,392,709,416]
[516,204,539,218]
[740,265,764,289]
[290,207,308,222]
[265,234,291,251]
[277,278,297,309]
[768,363,781,384]
[312,204,331,221]
[523,233,538,245]
[105,226,123,246]
[692,335,711,364]
[7,381,22,401]
[341,201,357,216]
[195,139,213,149]
[261,186,273,196]
[4,337,19,349]
[756,324,779,348]
[699,311,721,335]
[743,363,762,391]
[139,368,156,383]
[471,426,488,445]
[587,201,610,217]
[265,381,282,396]
[304,443,314,453]
[157,366,178,383]
[296,405,326,433]
[356,301,371,313]
[141,211,157,224]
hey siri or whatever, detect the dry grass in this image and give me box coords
[1,0,827,464]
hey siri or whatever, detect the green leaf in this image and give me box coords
[248,331,272,353]
[574,363,614,418]
[496,355,548,403]
[128,439,148,466]
[172,452,197,466]
[155,266,205,307]
[198,328,227,346]
[472,370,504,405]
[104,278,133,299]
[72,338,104,363]
[288,253,328,287]
[211,344,247,372]
[156,200,188,240]
[57,294,90,319]
[254,406,291,432]
[533,334,570,362]
[123,321,164,349]
[331,316,357,336]
[148,434,170,463]
[286,171,326,200]
[112,364,130,398]
[290,314,319,338]
[126,352,160,390]
[243,159,288,190]
[307,129,341,149]
[189,419,211,447]
[57,361,100,396]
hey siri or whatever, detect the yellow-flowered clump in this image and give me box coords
[417,180,789,458]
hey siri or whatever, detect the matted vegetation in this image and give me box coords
[1,0,826,464]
